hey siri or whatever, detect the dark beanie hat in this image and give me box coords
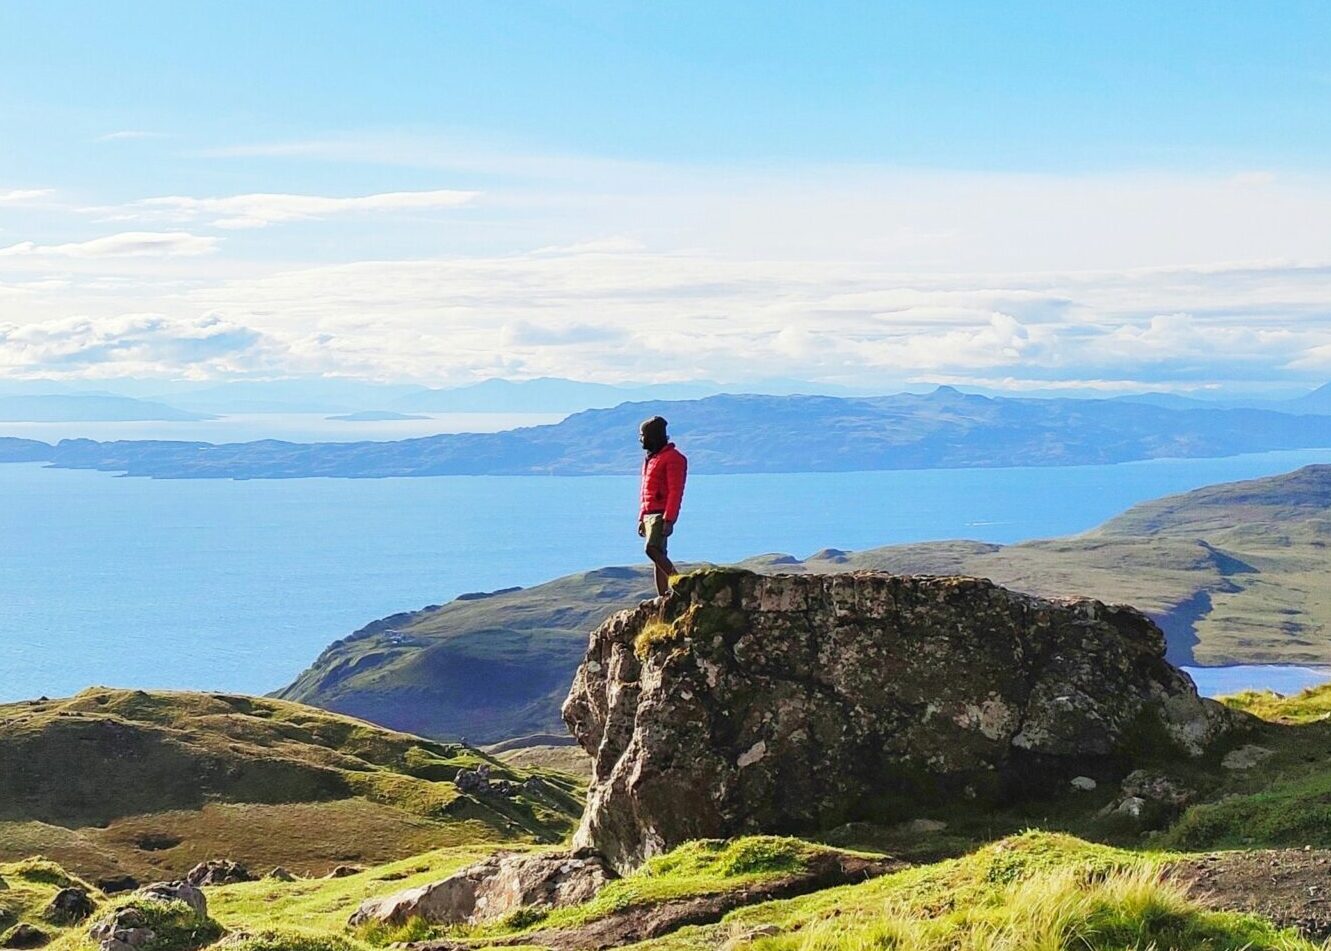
[640,415,668,439]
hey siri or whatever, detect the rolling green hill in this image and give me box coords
[279,465,1331,743]
[0,689,581,882]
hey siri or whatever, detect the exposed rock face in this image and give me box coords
[185,860,253,887]
[564,569,1231,872]
[349,850,614,927]
[42,888,94,924]
[137,882,208,918]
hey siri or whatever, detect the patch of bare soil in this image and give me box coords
[410,853,901,951]
[1171,849,1331,939]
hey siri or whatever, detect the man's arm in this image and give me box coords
[663,453,687,523]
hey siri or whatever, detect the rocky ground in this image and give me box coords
[1174,849,1331,941]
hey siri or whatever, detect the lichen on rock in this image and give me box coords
[563,569,1231,873]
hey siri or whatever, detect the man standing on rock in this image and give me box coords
[638,416,687,596]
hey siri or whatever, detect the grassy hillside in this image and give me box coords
[278,568,658,742]
[280,465,1331,742]
[16,685,1331,949]
[0,689,581,882]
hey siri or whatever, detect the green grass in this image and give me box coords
[738,866,1314,951]
[0,690,579,881]
[632,832,1317,951]
[207,845,505,935]
[1221,683,1331,724]
[212,929,369,951]
[634,617,682,657]
[95,899,223,951]
[1155,683,1331,851]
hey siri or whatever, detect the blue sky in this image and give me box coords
[2,1,1330,393]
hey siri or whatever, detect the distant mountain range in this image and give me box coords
[0,375,1327,418]
[0,394,212,422]
[1,386,1328,479]
[279,464,1331,742]
[1112,382,1331,415]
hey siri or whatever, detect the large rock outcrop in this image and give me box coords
[348,850,613,927]
[563,569,1231,872]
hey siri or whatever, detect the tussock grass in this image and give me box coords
[634,618,681,657]
[1222,683,1331,724]
[6,859,93,891]
[215,928,368,951]
[739,866,1315,950]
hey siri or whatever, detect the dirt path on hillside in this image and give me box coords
[409,854,901,951]
[1172,849,1331,939]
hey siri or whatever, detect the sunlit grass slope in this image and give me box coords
[0,689,580,881]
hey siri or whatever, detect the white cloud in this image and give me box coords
[0,189,54,204]
[97,130,169,141]
[96,188,479,229]
[7,153,1331,389]
[0,232,219,258]
[0,313,270,377]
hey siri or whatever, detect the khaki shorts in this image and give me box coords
[642,513,671,553]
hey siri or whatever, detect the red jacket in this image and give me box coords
[640,443,687,523]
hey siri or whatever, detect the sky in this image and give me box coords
[2,1,1331,395]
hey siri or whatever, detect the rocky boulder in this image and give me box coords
[42,888,95,924]
[88,881,213,951]
[563,569,1231,872]
[185,860,253,887]
[136,882,208,919]
[349,849,614,927]
[1,924,49,949]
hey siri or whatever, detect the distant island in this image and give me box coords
[325,410,431,421]
[0,387,1329,479]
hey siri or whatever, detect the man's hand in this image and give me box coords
[637,519,646,537]
[663,519,674,537]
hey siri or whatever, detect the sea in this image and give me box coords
[2,422,1330,704]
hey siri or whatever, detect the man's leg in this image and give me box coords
[646,546,675,596]
[643,515,676,595]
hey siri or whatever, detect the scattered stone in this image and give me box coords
[722,923,782,950]
[89,906,155,951]
[42,887,95,924]
[95,876,139,896]
[349,849,615,927]
[1070,776,1098,791]
[0,874,8,891]
[896,818,948,834]
[266,867,296,882]
[1116,796,1147,819]
[564,569,1231,871]
[1223,744,1277,770]
[186,860,253,887]
[324,866,363,879]
[137,881,208,918]
[1,924,50,949]
[1121,769,1194,808]
[455,764,521,797]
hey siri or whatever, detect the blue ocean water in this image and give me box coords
[2,447,1331,703]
